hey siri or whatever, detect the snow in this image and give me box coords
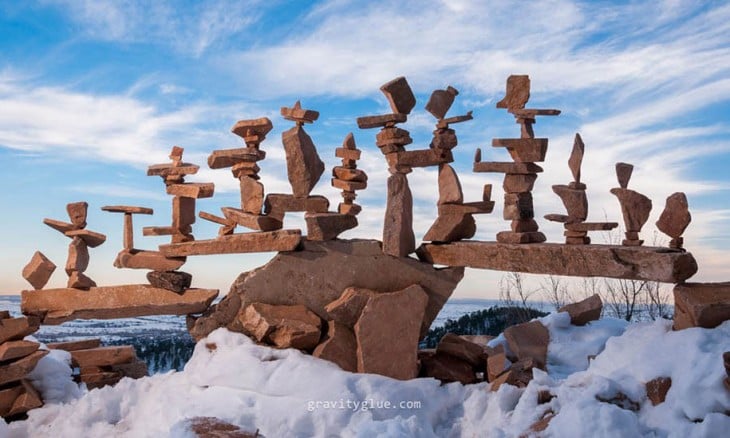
[3,316,729,437]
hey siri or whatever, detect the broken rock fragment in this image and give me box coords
[503,320,549,369]
[559,294,602,326]
[312,320,357,372]
[239,303,322,350]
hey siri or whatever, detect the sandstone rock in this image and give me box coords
[160,230,301,257]
[239,303,321,350]
[114,249,186,271]
[416,241,697,283]
[380,76,416,115]
[282,125,325,198]
[418,350,477,384]
[65,237,89,275]
[263,194,329,221]
[496,75,530,110]
[70,346,136,368]
[79,371,123,389]
[436,333,485,368]
[146,270,192,294]
[313,320,357,372]
[67,271,96,290]
[304,212,357,241]
[281,100,319,124]
[615,162,634,189]
[111,359,148,379]
[503,192,534,221]
[487,344,508,382]
[43,217,76,234]
[0,311,8,320]
[332,167,367,182]
[496,231,546,244]
[492,138,548,162]
[473,161,543,175]
[425,86,458,120]
[490,358,535,391]
[552,185,588,221]
[611,188,652,234]
[22,251,56,290]
[504,320,549,369]
[0,380,42,418]
[354,285,428,380]
[511,219,539,233]
[503,174,537,193]
[529,411,555,434]
[240,177,265,214]
[188,416,259,438]
[66,201,88,228]
[656,192,691,240]
[0,317,39,344]
[438,164,463,205]
[357,113,408,129]
[0,350,48,386]
[646,376,671,406]
[673,282,730,330]
[46,339,101,351]
[324,287,376,327]
[0,341,39,362]
[166,183,215,199]
[423,213,476,243]
[21,285,218,325]
[430,128,458,150]
[567,133,585,182]
[190,239,463,341]
[559,294,602,326]
[460,335,494,345]
[596,390,640,412]
[383,173,415,257]
[231,117,273,140]
[64,229,106,248]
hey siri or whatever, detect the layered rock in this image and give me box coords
[559,294,603,326]
[673,282,730,330]
[189,239,464,341]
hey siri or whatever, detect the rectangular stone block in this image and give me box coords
[64,229,107,248]
[263,194,329,221]
[166,183,215,199]
[70,346,136,368]
[503,193,534,220]
[492,138,549,162]
[221,207,283,232]
[47,339,101,352]
[473,161,544,174]
[673,283,730,330]
[147,163,199,177]
[0,341,39,362]
[240,177,265,214]
[22,251,56,290]
[331,179,367,192]
[356,113,407,129]
[113,249,186,271]
[159,230,302,257]
[0,317,39,344]
[0,350,48,386]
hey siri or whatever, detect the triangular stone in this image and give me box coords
[438,164,463,205]
[568,133,584,184]
[615,162,634,189]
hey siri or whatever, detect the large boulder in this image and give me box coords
[189,239,464,340]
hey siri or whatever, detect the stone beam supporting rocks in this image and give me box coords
[416,241,697,283]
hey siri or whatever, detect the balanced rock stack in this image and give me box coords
[38,202,107,289]
[304,132,367,241]
[545,134,618,244]
[474,75,560,244]
[610,162,652,246]
[263,102,330,232]
[203,117,284,233]
[0,312,45,420]
[422,87,494,243]
[46,339,147,390]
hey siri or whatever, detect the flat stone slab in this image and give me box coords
[416,241,697,283]
[166,183,215,199]
[21,285,218,325]
[159,230,302,257]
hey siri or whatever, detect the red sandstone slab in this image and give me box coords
[416,241,697,283]
[65,229,107,248]
[221,207,283,231]
[43,218,76,234]
[70,346,136,368]
[147,163,199,177]
[673,282,730,330]
[47,339,101,351]
[21,285,218,325]
[492,138,549,162]
[231,117,273,139]
[113,249,186,271]
[0,317,39,344]
[473,161,543,174]
[0,341,39,362]
[102,205,153,215]
[438,201,495,216]
[166,183,215,199]
[142,226,176,236]
[356,113,407,129]
[159,229,302,257]
[0,350,48,386]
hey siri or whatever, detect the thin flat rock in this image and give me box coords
[159,230,302,257]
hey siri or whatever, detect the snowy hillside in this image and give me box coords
[4,313,728,437]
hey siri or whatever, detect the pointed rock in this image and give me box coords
[383,173,415,257]
[22,251,56,290]
[615,162,634,189]
[656,192,691,239]
[425,86,458,120]
[438,164,463,205]
[568,133,585,184]
[282,125,325,198]
[552,185,588,222]
[355,285,428,380]
[380,76,416,115]
[313,320,357,372]
[610,188,652,233]
[559,294,602,326]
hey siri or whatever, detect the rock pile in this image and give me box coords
[46,339,147,389]
[0,313,44,420]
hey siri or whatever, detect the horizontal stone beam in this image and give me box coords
[159,230,302,257]
[21,285,218,325]
[416,241,697,283]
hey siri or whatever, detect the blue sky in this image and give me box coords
[1,0,729,298]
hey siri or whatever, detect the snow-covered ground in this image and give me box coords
[4,313,728,437]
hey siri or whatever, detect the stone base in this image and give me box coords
[21,285,218,325]
[496,231,546,244]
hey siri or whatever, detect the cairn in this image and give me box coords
[545,133,618,244]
